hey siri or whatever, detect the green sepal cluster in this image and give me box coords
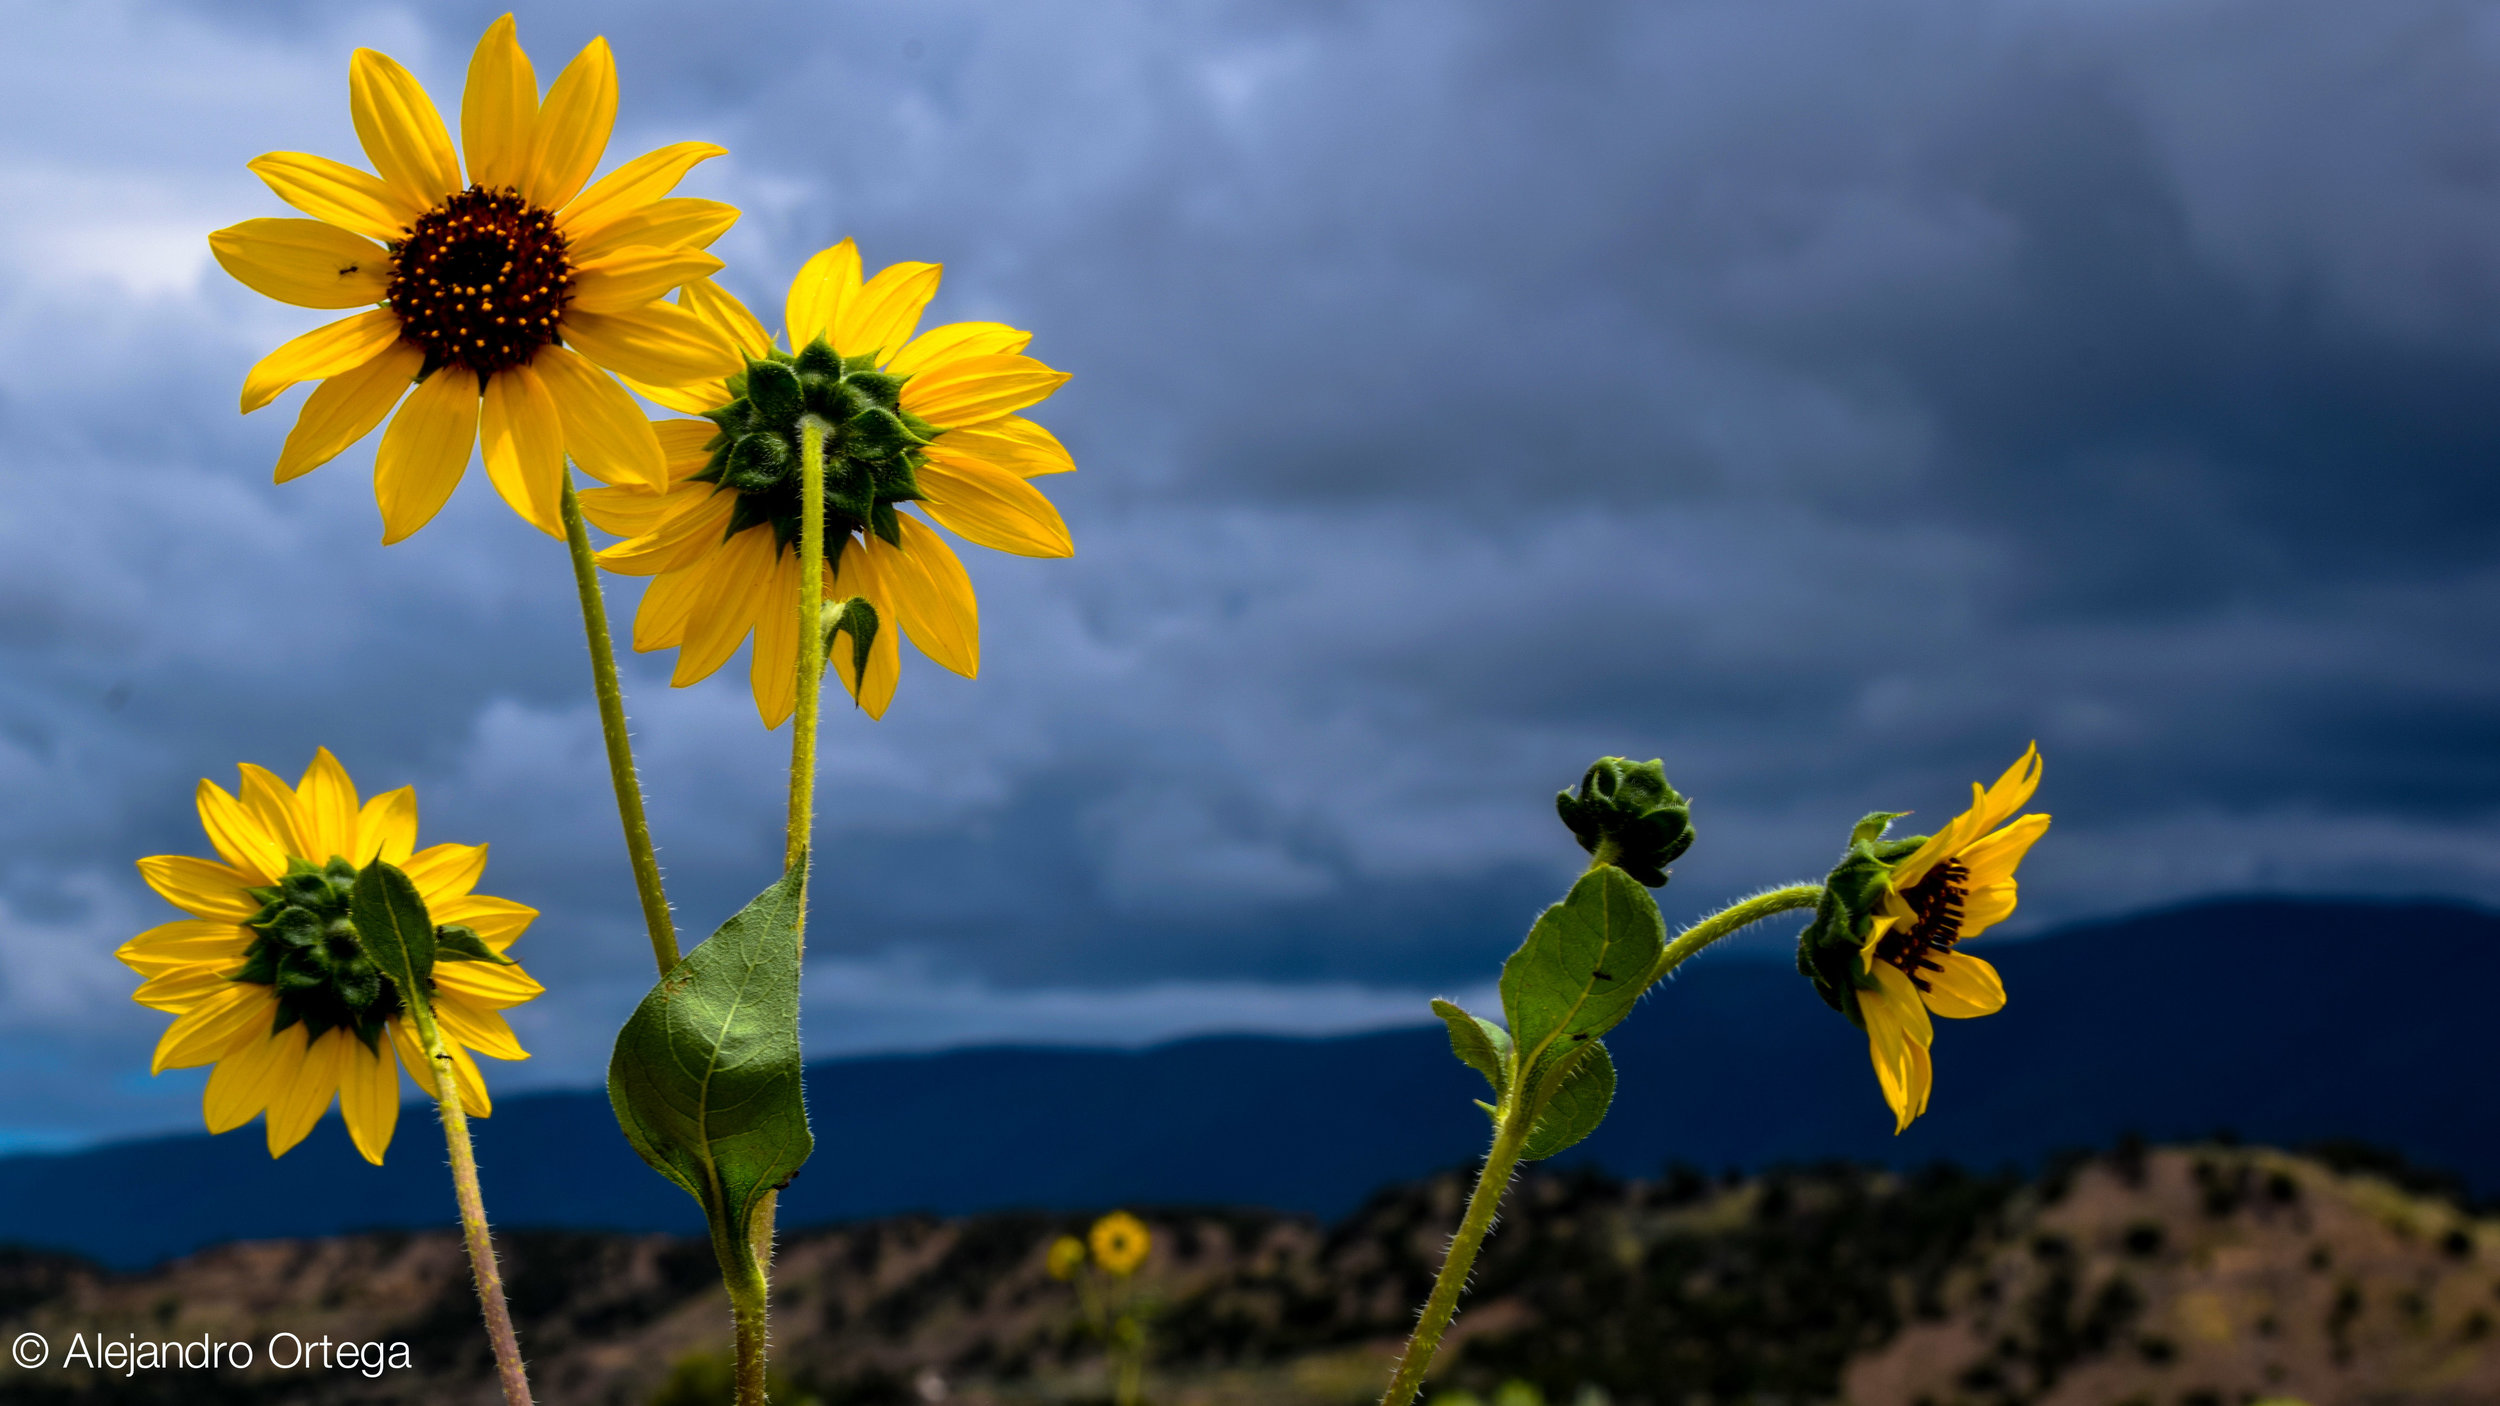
[1793,811,1929,1027]
[610,863,815,1245]
[1555,757,1693,887]
[240,857,399,1051]
[694,337,939,566]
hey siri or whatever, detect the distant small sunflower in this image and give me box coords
[581,241,1075,724]
[120,749,543,1163]
[1047,1235,1088,1281]
[1090,1211,1150,1277]
[209,14,741,542]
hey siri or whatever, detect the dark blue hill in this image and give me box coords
[1,897,2489,1268]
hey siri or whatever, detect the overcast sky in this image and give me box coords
[3,0,2498,1147]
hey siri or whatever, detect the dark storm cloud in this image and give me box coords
[0,0,2495,1141]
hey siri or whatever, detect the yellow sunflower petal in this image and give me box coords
[356,786,419,866]
[235,763,317,862]
[830,539,901,718]
[138,855,261,923]
[460,14,539,194]
[209,218,389,310]
[431,894,536,950]
[674,526,775,685]
[1895,746,2044,890]
[634,561,711,651]
[619,375,732,416]
[656,417,721,479]
[561,303,741,387]
[567,197,740,266]
[404,843,488,903]
[558,141,726,243]
[295,748,364,865]
[203,1020,298,1135]
[247,151,422,242]
[1861,973,1929,1135]
[1960,880,2019,939]
[833,260,940,362]
[438,998,530,1059]
[273,340,421,484]
[899,353,1070,429]
[117,920,252,978]
[876,517,979,677]
[917,449,1074,558]
[394,1030,493,1118]
[750,548,801,729]
[151,983,270,1074]
[523,37,616,211]
[568,247,726,315]
[194,779,285,884]
[266,1027,350,1157]
[785,240,863,352]
[935,414,1075,478]
[348,48,462,209]
[886,321,1031,379]
[135,966,242,1013]
[535,343,665,487]
[1868,960,1934,1048]
[681,278,775,360]
[580,481,701,542]
[373,368,481,544]
[240,308,402,415]
[480,363,566,537]
[339,1036,403,1165]
[600,490,734,576]
[1922,951,2006,1019]
[1959,812,2050,891]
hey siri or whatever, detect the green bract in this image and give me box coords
[1793,811,1927,1027]
[696,337,940,567]
[1554,756,1693,887]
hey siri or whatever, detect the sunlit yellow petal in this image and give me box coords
[438,998,531,1058]
[569,247,726,315]
[935,414,1075,478]
[194,780,285,883]
[460,14,539,194]
[138,855,260,923]
[266,1027,350,1157]
[135,966,241,1013]
[431,894,536,950]
[1868,960,1934,1048]
[673,526,775,685]
[600,490,735,576]
[273,340,421,484]
[118,921,252,978]
[523,37,616,210]
[917,450,1074,558]
[210,218,389,310]
[1959,813,2050,891]
[833,260,940,362]
[373,368,480,544]
[338,1035,402,1165]
[348,48,462,209]
[561,302,742,387]
[580,480,704,542]
[240,308,402,415]
[295,747,363,864]
[785,240,862,352]
[203,1021,297,1135]
[680,278,775,361]
[633,561,711,651]
[886,321,1031,379]
[655,417,721,479]
[356,786,419,866]
[830,539,901,718]
[1922,951,2006,1019]
[567,198,741,266]
[750,548,801,728]
[899,353,1070,429]
[436,958,546,1011]
[558,141,726,243]
[480,363,566,537]
[235,763,317,862]
[395,1031,493,1118]
[151,983,269,1074]
[248,152,422,242]
[405,842,489,903]
[535,342,665,487]
[876,517,979,677]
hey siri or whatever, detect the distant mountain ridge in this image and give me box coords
[1,896,2490,1268]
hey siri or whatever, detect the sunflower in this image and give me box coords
[1853,745,2049,1133]
[119,749,543,1164]
[208,15,742,543]
[580,241,1076,724]
[1089,1211,1151,1277]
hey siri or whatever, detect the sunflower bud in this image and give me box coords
[1554,757,1693,887]
[1793,812,1925,1024]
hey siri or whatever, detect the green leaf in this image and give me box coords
[1497,866,1663,1070]
[608,864,815,1239]
[1520,1039,1615,1161]
[433,923,514,965]
[1430,998,1511,1096]
[348,861,435,1003]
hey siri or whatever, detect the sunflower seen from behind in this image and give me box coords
[1796,745,2049,1133]
[209,14,743,542]
[120,749,543,1164]
[582,241,1076,724]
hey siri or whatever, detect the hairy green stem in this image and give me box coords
[1643,882,1824,988]
[411,999,533,1406]
[712,1210,772,1406]
[1379,1105,1533,1406]
[788,418,830,877]
[560,480,680,976]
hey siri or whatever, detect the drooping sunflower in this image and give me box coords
[120,749,543,1164]
[208,15,742,542]
[580,240,1076,724]
[1862,747,2048,1131]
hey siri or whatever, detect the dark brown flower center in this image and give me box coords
[387,186,572,377]
[1873,858,1968,992]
